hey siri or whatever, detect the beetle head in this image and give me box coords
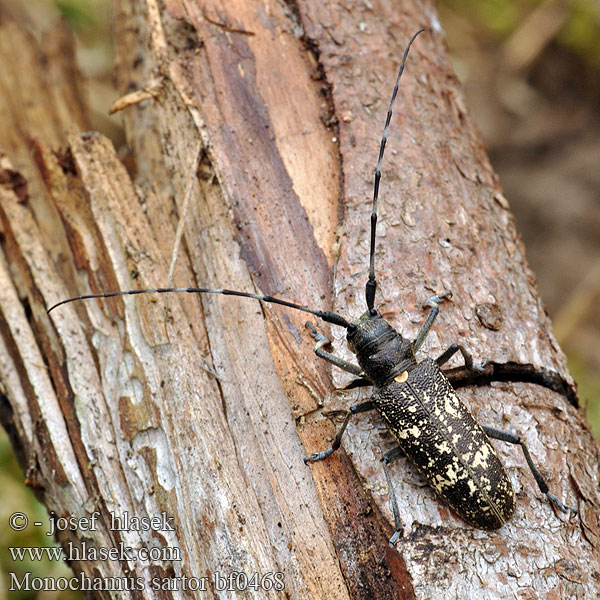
[347,310,416,385]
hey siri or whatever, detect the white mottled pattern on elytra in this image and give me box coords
[373,358,515,528]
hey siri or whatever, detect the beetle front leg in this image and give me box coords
[482,425,578,515]
[305,322,374,459]
[413,290,452,351]
[414,292,488,372]
[304,401,375,463]
[306,322,363,376]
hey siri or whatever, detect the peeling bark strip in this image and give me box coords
[0,3,598,600]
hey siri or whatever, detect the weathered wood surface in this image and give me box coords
[0,1,598,599]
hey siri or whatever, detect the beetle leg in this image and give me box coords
[304,401,375,463]
[343,378,372,390]
[382,446,406,545]
[435,343,489,372]
[306,322,363,376]
[412,290,452,351]
[482,425,578,515]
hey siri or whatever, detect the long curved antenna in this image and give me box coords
[365,28,425,313]
[47,287,354,330]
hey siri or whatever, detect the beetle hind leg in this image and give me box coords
[482,425,578,515]
[382,446,406,545]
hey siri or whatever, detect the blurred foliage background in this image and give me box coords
[437,0,600,439]
[0,0,598,598]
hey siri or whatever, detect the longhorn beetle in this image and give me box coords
[48,29,577,543]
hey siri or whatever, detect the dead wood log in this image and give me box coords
[0,1,599,599]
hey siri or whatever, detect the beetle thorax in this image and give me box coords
[347,311,416,386]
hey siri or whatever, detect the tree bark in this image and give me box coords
[0,1,599,599]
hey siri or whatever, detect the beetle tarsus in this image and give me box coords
[306,321,330,348]
[422,289,452,309]
[304,449,333,464]
[548,492,578,515]
[472,357,490,373]
[388,529,402,546]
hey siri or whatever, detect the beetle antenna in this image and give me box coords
[47,287,354,330]
[365,28,425,313]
